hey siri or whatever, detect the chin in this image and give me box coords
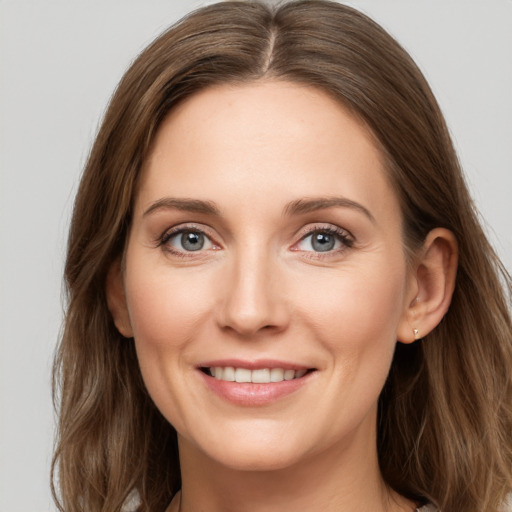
[180,424,311,473]
[207,446,304,472]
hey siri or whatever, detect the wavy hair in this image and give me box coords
[52,1,512,511]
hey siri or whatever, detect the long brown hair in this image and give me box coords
[52,1,512,511]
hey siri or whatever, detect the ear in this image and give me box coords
[106,259,134,338]
[397,228,458,343]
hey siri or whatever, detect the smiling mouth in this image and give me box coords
[201,367,315,383]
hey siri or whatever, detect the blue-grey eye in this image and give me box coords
[311,232,336,252]
[180,231,205,251]
[296,228,349,253]
[164,229,214,252]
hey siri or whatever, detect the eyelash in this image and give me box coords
[156,224,354,258]
[293,225,354,258]
[157,224,219,258]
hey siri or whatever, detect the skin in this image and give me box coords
[107,81,458,512]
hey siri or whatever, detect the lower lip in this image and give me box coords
[199,371,313,406]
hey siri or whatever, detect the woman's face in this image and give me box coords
[116,81,417,471]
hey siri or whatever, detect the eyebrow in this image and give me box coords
[143,195,375,223]
[143,198,221,217]
[284,197,375,223]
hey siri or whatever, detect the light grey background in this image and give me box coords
[0,1,510,510]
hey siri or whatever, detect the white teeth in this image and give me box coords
[284,369,295,381]
[223,366,235,381]
[270,368,284,382]
[208,367,308,383]
[235,368,252,383]
[251,369,270,383]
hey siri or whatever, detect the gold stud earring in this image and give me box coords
[413,328,419,340]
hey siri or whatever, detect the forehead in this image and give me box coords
[137,80,399,223]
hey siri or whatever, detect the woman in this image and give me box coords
[52,1,512,511]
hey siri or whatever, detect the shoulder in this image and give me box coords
[502,494,512,512]
[416,495,512,512]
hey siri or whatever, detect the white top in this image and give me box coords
[121,492,442,512]
[124,492,512,512]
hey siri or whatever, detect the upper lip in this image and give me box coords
[198,359,312,371]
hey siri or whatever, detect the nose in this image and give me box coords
[216,246,289,338]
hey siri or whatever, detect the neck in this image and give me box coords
[172,420,415,512]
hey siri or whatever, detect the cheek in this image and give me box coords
[311,260,404,322]
[125,267,214,349]
[124,266,218,427]
[123,264,216,410]
[296,256,407,366]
